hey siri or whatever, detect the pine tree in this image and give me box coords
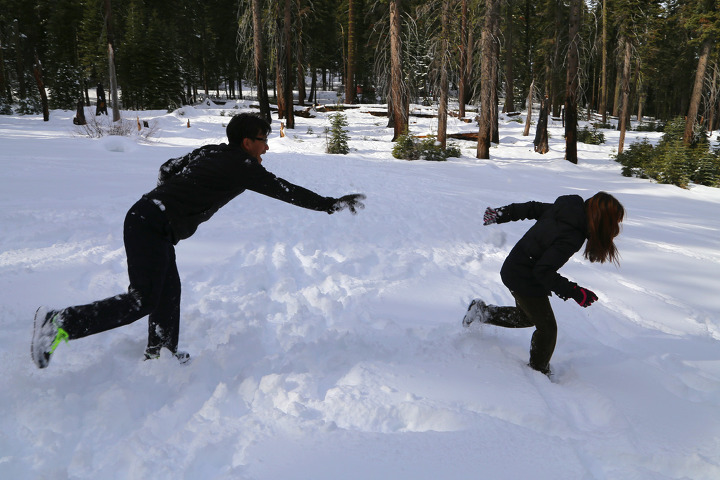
[326,112,350,154]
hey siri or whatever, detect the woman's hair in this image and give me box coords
[226,113,272,145]
[584,191,625,265]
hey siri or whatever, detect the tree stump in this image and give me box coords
[534,96,550,154]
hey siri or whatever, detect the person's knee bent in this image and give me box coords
[129,285,163,317]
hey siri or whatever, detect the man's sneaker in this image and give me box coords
[31,307,68,369]
[462,299,488,327]
[144,347,192,365]
[173,351,192,365]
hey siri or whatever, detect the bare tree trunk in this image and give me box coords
[534,95,549,154]
[390,0,407,140]
[345,0,356,104]
[565,0,580,164]
[308,66,317,104]
[588,62,596,121]
[104,0,121,122]
[477,0,498,158]
[708,62,718,134]
[282,0,295,129]
[458,0,468,118]
[684,37,713,145]
[12,20,26,100]
[32,53,49,121]
[107,44,120,122]
[74,100,86,125]
[466,29,474,104]
[296,6,306,107]
[252,0,272,123]
[491,2,500,144]
[599,0,608,124]
[438,0,449,148]
[618,37,631,154]
[612,64,621,118]
[276,60,285,118]
[0,38,7,100]
[523,79,534,136]
[502,0,515,113]
[636,57,645,122]
[550,3,562,118]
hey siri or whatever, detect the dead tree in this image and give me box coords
[534,95,549,154]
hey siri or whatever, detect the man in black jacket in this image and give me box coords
[32,113,365,368]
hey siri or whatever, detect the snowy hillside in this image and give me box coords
[1,98,719,479]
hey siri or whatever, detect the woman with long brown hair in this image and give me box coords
[462,192,625,376]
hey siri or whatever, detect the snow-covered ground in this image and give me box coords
[1,94,719,479]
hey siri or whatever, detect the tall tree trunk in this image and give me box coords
[438,0,449,148]
[524,0,532,109]
[252,0,272,123]
[345,0,356,104]
[708,62,718,134]
[0,38,7,100]
[296,63,306,107]
[477,0,498,158]
[618,37,631,154]
[534,95,549,153]
[502,0,515,113]
[107,44,120,122]
[458,0,468,117]
[684,37,713,145]
[523,79,534,136]
[283,0,295,129]
[636,58,644,121]
[296,16,306,106]
[308,66,317,104]
[104,0,120,122]
[390,0,407,140]
[599,0,608,124]
[12,20,26,100]
[550,3,562,118]
[564,0,580,164]
[588,61,596,121]
[612,64,621,118]
[491,4,500,144]
[276,58,286,118]
[32,53,49,121]
[466,28,474,104]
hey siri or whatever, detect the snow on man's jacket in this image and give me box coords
[497,195,587,299]
[143,143,336,244]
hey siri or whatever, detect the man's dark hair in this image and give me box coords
[226,113,272,145]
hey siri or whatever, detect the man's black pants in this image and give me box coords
[483,292,557,373]
[60,198,181,354]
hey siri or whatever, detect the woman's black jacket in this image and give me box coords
[497,195,588,299]
[143,143,336,244]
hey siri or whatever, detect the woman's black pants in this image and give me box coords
[59,198,181,354]
[483,292,557,373]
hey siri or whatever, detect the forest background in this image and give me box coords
[1,0,720,164]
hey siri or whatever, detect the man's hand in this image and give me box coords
[329,194,366,215]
